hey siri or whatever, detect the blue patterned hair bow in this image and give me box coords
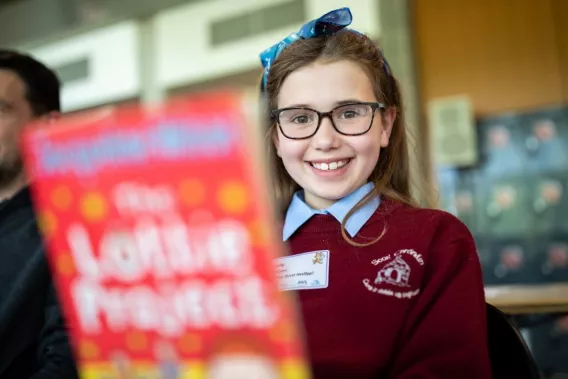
[259,7,392,91]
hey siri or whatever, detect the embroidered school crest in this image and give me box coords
[362,249,424,299]
[375,255,411,287]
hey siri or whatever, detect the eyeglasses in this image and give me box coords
[271,101,385,140]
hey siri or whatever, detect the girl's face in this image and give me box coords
[273,60,395,210]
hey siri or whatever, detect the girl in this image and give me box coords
[259,7,492,379]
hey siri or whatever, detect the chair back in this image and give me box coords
[486,303,541,379]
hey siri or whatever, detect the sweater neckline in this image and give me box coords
[289,198,405,235]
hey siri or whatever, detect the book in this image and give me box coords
[21,91,310,379]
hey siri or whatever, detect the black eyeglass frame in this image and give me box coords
[271,101,386,140]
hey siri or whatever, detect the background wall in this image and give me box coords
[552,0,568,104]
[413,0,568,116]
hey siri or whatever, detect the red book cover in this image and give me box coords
[20,91,310,379]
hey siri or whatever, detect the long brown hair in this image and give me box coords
[262,30,417,246]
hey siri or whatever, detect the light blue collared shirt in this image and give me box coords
[282,182,380,241]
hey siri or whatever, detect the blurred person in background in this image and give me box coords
[0,50,77,379]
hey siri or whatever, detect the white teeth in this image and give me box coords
[311,160,349,171]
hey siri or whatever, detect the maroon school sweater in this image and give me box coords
[287,199,492,379]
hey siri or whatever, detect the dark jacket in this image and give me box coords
[0,187,77,379]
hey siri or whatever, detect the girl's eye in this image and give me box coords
[340,110,359,119]
[279,109,317,125]
[292,115,313,124]
[335,104,370,120]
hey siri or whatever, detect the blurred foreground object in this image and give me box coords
[20,91,311,379]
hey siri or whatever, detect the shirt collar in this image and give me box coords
[282,182,380,241]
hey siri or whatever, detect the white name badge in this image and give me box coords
[274,250,330,291]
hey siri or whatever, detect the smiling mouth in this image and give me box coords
[308,158,351,171]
